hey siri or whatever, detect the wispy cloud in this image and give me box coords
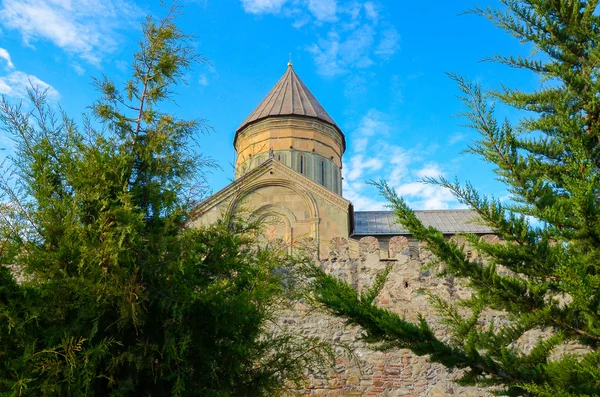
[307,0,337,22]
[374,27,400,58]
[363,1,377,22]
[306,32,345,77]
[0,0,142,64]
[240,0,289,14]
[0,48,59,99]
[0,48,15,69]
[306,5,400,77]
[0,70,59,99]
[239,1,400,77]
[198,74,209,87]
[355,109,389,137]
[448,132,465,145]
[343,109,462,210]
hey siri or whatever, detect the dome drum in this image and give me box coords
[233,65,345,196]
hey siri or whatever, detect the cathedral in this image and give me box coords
[192,63,501,395]
[192,62,493,256]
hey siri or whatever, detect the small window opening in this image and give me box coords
[300,155,304,174]
[321,161,325,185]
[333,168,338,192]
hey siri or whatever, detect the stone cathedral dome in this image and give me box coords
[234,64,345,195]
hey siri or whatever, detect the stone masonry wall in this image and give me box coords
[282,235,502,396]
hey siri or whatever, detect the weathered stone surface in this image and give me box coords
[279,246,499,396]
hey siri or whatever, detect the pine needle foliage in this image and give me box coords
[306,1,600,395]
[0,6,332,397]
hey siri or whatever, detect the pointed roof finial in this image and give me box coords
[288,53,293,67]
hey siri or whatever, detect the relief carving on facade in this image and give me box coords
[480,234,501,244]
[359,236,380,256]
[389,236,409,258]
[329,237,349,260]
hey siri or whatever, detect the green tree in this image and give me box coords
[0,7,331,396]
[306,1,600,395]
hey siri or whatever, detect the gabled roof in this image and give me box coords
[235,64,343,143]
[191,158,352,220]
[353,210,494,235]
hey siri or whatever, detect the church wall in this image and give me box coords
[282,235,503,396]
[281,234,590,396]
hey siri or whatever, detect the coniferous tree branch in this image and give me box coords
[308,1,600,395]
[0,5,334,396]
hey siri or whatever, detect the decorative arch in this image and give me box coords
[389,236,409,257]
[226,178,319,221]
[359,236,380,255]
[329,237,349,258]
[250,204,294,245]
[480,234,501,244]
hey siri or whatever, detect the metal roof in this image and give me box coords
[353,210,494,235]
[235,64,343,138]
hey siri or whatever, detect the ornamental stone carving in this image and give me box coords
[480,234,501,244]
[359,236,380,256]
[329,237,349,259]
[389,236,409,257]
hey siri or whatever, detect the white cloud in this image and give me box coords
[416,163,444,179]
[375,27,400,58]
[343,180,386,210]
[395,182,459,210]
[0,0,142,64]
[0,71,59,99]
[356,109,389,137]
[309,21,397,77]
[71,63,85,76]
[340,24,375,66]
[363,1,377,22]
[240,0,289,14]
[344,154,382,182]
[0,48,15,69]
[353,136,368,153]
[341,110,463,211]
[386,144,412,187]
[198,74,209,87]
[306,31,346,77]
[239,1,400,77]
[307,0,337,22]
[448,132,464,145]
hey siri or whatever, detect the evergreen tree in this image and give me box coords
[306,1,600,395]
[0,7,331,396]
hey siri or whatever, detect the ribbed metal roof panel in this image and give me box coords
[353,210,494,235]
[236,65,339,132]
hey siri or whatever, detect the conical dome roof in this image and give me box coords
[235,64,344,145]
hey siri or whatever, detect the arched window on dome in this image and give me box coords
[299,154,304,174]
[321,161,325,186]
[333,171,338,193]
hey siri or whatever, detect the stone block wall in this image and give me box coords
[283,234,502,396]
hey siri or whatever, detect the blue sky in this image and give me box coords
[0,0,538,210]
